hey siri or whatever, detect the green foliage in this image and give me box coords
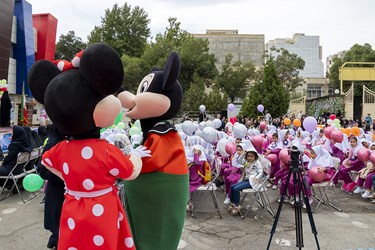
[55,31,86,60]
[327,43,375,94]
[217,54,256,103]
[269,47,305,91]
[306,96,344,117]
[87,3,150,57]
[181,75,207,112]
[204,84,228,112]
[121,55,144,93]
[241,59,290,118]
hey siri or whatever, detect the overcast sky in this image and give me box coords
[27,0,375,69]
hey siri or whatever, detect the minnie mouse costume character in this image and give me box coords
[28,43,150,250]
[119,52,189,250]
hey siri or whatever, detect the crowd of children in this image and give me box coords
[178,117,375,215]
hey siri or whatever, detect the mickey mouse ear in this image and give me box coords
[80,43,124,96]
[28,60,61,104]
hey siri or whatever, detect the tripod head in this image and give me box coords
[289,147,302,171]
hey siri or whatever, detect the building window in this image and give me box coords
[306,85,322,99]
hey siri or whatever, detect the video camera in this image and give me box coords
[289,147,302,169]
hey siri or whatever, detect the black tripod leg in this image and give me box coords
[266,167,293,250]
[300,173,321,250]
[295,171,304,249]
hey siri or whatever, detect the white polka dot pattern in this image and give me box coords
[63,162,69,175]
[92,204,104,217]
[81,146,93,159]
[44,158,53,166]
[93,235,104,246]
[124,237,134,248]
[68,218,75,230]
[109,168,119,176]
[119,212,124,221]
[82,179,94,190]
[68,248,78,250]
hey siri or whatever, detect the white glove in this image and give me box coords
[130,146,151,158]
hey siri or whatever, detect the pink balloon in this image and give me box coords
[357,148,371,162]
[331,130,343,143]
[266,154,277,164]
[330,114,336,120]
[229,116,237,125]
[370,153,375,165]
[225,142,237,156]
[324,127,334,140]
[259,121,267,130]
[279,148,290,165]
[251,135,263,149]
[309,167,326,182]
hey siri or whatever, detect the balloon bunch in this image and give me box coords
[0,79,8,96]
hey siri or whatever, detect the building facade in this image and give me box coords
[193,30,265,72]
[0,0,57,125]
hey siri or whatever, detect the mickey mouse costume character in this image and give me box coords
[28,43,150,250]
[118,52,189,250]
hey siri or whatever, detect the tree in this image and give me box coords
[217,54,256,103]
[269,47,305,92]
[241,59,290,118]
[204,84,228,112]
[327,43,375,94]
[121,55,144,93]
[181,75,207,112]
[55,31,86,60]
[87,3,150,57]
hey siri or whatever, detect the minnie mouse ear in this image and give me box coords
[80,43,124,96]
[28,60,61,104]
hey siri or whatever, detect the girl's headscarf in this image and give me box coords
[10,126,33,152]
[308,145,333,169]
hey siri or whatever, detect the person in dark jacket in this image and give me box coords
[37,124,66,249]
[0,91,12,127]
[0,126,32,186]
[31,130,43,147]
[22,126,38,170]
[37,126,48,144]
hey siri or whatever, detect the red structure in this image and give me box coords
[32,13,57,61]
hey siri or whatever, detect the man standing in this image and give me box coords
[265,110,272,123]
[365,113,372,132]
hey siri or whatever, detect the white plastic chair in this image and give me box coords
[311,157,342,212]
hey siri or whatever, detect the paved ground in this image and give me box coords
[0,186,375,250]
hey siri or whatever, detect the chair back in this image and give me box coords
[16,152,30,165]
[331,157,341,170]
[29,148,40,161]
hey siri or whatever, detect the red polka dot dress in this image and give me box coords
[42,139,136,250]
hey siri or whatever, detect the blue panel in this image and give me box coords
[13,0,35,96]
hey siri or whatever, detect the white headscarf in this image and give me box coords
[186,144,207,163]
[350,136,363,156]
[308,145,333,169]
[268,133,283,150]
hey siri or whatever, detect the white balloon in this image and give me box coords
[175,123,182,131]
[213,118,222,129]
[194,130,203,138]
[202,126,218,144]
[182,120,196,136]
[327,119,333,125]
[199,121,206,130]
[225,122,233,128]
[217,138,230,157]
[217,131,228,140]
[232,123,247,138]
[205,120,215,128]
[199,105,206,113]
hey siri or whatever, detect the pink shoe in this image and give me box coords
[346,182,357,193]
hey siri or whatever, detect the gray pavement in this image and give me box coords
[0,187,375,250]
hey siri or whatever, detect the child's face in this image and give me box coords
[193,149,202,155]
[319,132,324,137]
[272,136,278,143]
[371,145,375,150]
[362,142,369,148]
[284,132,289,139]
[350,138,357,148]
[246,152,256,162]
[235,138,241,145]
[236,147,243,155]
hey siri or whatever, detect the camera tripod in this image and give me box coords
[266,154,320,250]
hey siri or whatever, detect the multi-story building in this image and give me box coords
[266,33,326,99]
[193,29,264,72]
[0,0,57,125]
[326,50,347,74]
